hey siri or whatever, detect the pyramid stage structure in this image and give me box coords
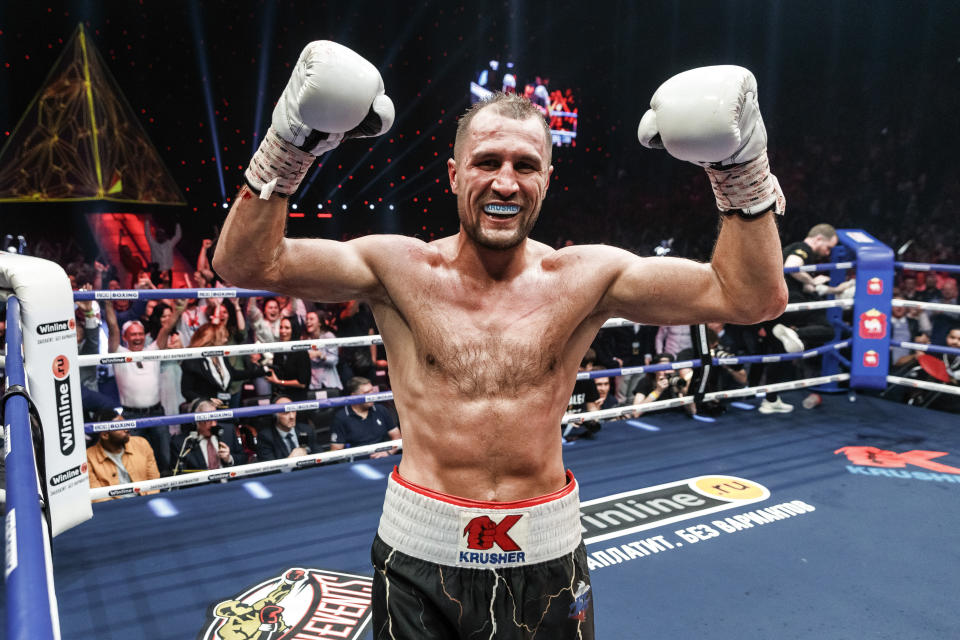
[0,24,192,285]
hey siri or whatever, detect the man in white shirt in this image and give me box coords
[105,302,177,474]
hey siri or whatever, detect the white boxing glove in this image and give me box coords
[638,65,784,217]
[245,41,395,199]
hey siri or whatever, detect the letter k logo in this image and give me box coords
[463,514,523,551]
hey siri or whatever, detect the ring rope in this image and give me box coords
[87,340,853,434]
[891,298,960,313]
[72,258,860,303]
[87,439,402,501]
[85,392,394,433]
[783,261,855,273]
[88,371,852,500]
[564,373,851,424]
[892,341,960,357]
[76,335,384,367]
[73,288,275,301]
[75,312,853,369]
[886,375,960,396]
[895,262,960,275]
[784,298,853,313]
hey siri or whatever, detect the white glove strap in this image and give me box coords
[704,153,785,217]
[244,126,320,198]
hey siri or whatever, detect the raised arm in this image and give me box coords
[604,65,788,325]
[213,41,394,303]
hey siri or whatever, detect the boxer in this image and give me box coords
[215,41,787,639]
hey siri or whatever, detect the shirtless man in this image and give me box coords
[214,41,787,639]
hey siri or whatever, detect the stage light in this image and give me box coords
[222,202,229,209]
[342,204,347,210]
[291,203,298,210]
[389,204,395,211]
[369,204,375,210]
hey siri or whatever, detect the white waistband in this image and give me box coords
[377,470,581,569]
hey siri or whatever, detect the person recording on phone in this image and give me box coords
[170,399,247,474]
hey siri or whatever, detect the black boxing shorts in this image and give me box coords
[371,467,594,640]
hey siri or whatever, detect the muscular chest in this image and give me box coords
[397,272,582,396]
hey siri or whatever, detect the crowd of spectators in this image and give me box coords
[1,135,957,488]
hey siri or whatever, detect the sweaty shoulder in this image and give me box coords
[355,234,437,268]
[542,243,637,275]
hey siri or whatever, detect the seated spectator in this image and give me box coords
[889,294,932,369]
[247,296,283,397]
[170,399,247,473]
[180,322,263,410]
[74,287,114,417]
[329,377,400,458]
[304,310,343,433]
[86,408,160,499]
[631,354,692,414]
[276,294,308,335]
[707,328,747,391]
[264,317,311,401]
[563,349,602,441]
[593,323,657,403]
[930,278,959,346]
[256,394,321,461]
[594,376,618,411]
[899,272,934,302]
[337,300,378,381]
[105,300,178,475]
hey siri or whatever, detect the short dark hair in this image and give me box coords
[580,348,597,368]
[454,92,552,164]
[345,376,372,396]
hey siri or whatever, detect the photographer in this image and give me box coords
[631,353,695,416]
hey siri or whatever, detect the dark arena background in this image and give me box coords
[1,1,957,261]
[2,1,960,639]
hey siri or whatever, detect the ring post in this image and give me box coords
[837,229,894,390]
[4,297,59,640]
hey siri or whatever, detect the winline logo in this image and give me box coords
[580,475,770,545]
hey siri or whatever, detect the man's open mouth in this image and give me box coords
[483,203,520,219]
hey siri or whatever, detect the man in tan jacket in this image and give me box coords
[87,409,160,499]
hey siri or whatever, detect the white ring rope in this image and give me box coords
[783,298,853,313]
[785,261,856,273]
[562,373,851,424]
[76,334,384,367]
[97,372,851,500]
[88,439,401,501]
[886,375,960,397]
[891,298,960,314]
[74,311,853,368]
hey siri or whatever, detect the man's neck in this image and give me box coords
[277,424,294,433]
[453,232,529,281]
[352,406,371,419]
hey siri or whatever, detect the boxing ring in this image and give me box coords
[4,229,960,639]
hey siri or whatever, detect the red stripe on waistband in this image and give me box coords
[390,467,576,509]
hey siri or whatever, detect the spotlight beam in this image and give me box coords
[189,0,227,202]
[251,1,277,150]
